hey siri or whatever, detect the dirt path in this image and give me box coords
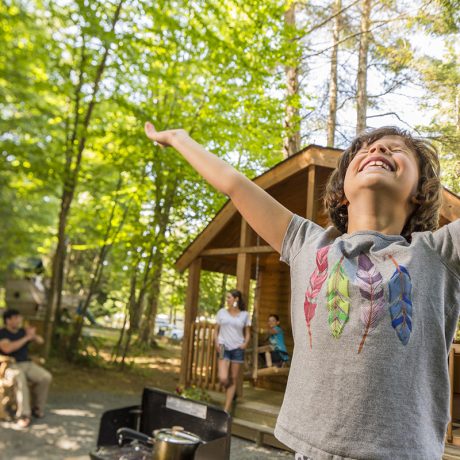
[0,342,291,459]
[0,389,291,460]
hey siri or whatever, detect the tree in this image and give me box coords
[283,1,302,157]
[327,0,343,146]
[356,0,371,134]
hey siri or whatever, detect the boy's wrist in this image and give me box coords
[169,129,190,148]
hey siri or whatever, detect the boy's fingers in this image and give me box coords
[144,121,165,148]
[144,121,156,139]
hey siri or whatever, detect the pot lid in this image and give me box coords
[154,427,201,445]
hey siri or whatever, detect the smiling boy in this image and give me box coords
[145,123,459,459]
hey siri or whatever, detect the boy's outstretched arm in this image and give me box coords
[145,122,293,253]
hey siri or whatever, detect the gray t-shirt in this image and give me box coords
[216,308,250,350]
[275,214,460,460]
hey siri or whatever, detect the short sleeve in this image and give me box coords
[280,214,325,265]
[425,219,460,276]
[243,312,250,326]
[215,309,223,325]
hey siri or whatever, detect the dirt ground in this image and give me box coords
[0,338,292,459]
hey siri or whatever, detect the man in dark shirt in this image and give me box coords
[0,309,52,427]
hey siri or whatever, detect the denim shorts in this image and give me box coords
[222,347,245,363]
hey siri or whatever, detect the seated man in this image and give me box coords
[0,309,52,428]
[260,314,290,367]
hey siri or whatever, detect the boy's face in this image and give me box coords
[268,316,279,328]
[343,135,419,210]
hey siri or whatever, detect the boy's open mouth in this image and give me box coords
[358,156,395,173]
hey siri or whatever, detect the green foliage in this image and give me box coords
[175,384,211,403]
[0,0,458,337]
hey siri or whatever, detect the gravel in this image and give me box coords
[0,390,292,460]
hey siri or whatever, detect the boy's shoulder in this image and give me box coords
[412,218,460,277]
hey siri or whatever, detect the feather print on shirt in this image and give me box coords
[326,255,350,338]
[388,255,413,345]
[356,254,385,354]
[304,245,331,349]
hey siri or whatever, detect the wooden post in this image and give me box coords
[236,219,253,396]
[180,257,202,386]
[204,322,213,389]
[251,269,263,383]
[306,165,319,222]
[211,326,218,390]
[236,220,252,296]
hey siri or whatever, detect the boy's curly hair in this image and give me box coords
[324,126,442,240]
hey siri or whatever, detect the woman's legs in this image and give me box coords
[218,357,231,388]
[224,361,241,412]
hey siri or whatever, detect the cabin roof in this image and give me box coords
[175,144,460,273]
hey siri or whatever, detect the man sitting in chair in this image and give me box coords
[260,314,289,368]
[0,309,52,428]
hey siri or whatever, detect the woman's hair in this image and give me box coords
[229,289,246,311]
[324,126,442,240]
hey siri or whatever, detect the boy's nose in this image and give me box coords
[369,143,390,154]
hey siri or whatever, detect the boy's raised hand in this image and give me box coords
[144,119,293,254]
[144,121,188,148]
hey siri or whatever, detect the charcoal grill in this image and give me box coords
[90,387,231,460]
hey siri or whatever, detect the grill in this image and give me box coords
[90,387,231,460]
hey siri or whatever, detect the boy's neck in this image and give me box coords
[346,200,410,236]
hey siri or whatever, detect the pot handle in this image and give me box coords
[116,427,154,447]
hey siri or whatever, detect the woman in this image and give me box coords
[215,289,250,412]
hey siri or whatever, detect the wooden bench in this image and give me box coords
[244,345,290,381]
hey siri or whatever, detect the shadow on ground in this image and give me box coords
[0,390,292,460]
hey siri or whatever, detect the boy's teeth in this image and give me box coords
[364,161,390,171]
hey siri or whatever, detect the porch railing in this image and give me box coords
[187,321,220,391]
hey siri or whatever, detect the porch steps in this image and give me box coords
[231,417,292,452]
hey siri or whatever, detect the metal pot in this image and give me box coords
[117,426,203,460]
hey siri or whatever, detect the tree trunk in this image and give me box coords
[43,191,71,357]
[138,258,164,345]
[327,0,342,147]
[356,0,371,134]
[456,84,460,133]
[43,0,125,358]
[138,176,178,345]
[283,2,301,158]
[128,270,142,332]
[66,174,128,361]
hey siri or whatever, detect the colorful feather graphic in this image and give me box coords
[304,245,331,349]
[356,254,385,354]
[388,255,413,345]
[326,256,350,338]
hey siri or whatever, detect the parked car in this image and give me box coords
[165,327,184,341]
[155,315,170,335]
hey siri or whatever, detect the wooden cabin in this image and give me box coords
[176,145,460,450]
[174,143,460,449]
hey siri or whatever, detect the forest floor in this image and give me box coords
[0,330,291,459]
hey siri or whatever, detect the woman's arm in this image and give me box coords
[145,123,293,253]
[240,326,251,349]
[214,324,221,348]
